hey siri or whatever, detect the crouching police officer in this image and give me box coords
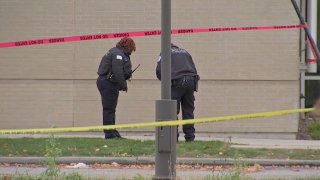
[97,37,136,139]
[156,43,200,142]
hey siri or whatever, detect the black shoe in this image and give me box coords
[105,134,119,139]
[105,135,116,139]
[105,134,125,139]
[114,131,122,138]
[185,133,195,142]
[105,129,123,139]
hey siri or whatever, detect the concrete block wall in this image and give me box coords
[0,0,301,139]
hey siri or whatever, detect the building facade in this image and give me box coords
[0,0,303,139]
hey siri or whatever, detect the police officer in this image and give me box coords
[97,37,136,139]
[156,43,199,142]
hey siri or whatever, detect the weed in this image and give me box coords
[38,134,89,180]
[62,172,86,180]
[40,134,62,179]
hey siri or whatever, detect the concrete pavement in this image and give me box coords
[1,157,320,166]
[1,166,320,179]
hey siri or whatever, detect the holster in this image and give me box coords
[194,75,200,92]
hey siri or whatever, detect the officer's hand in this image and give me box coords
[122,86,128,92]
[125,72,132,80]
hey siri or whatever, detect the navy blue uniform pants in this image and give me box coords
[96,76,121,138]
[171,76,196,141]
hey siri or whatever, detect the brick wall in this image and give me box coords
[0,0,301,138]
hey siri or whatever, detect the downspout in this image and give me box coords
[300,0,307,117]
[306,0,318,72]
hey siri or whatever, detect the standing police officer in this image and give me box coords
[97,37,136,139]
[156,43,199,142]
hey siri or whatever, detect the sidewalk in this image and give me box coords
[1,165,320,180]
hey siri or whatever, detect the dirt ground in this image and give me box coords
[298,98,320,140]
[297,117,313,140]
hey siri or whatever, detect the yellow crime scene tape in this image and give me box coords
[0,108,314,134]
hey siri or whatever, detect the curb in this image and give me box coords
[1,157,320,166]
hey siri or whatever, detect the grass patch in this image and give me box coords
[308,123,320,140]
[0,138,155,157]
[0,137,320,160]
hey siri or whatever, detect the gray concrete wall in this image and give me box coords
[0,0,301,138]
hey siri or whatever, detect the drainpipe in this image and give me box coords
[299,0,307,115]
[306,0,318,73]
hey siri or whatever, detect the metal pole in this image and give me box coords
[299,0,307,117]
[291,0,320,63]
[154,0,177,179]
[154,100,176,180]
[306,0,318,73]
[161,0,171,100]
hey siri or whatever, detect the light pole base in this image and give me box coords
[154,99,177,180]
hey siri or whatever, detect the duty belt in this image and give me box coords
[172,75,196,86]
[182,76,196,81]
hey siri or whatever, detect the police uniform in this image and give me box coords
[156,44,199,142]
[97,46,132,139]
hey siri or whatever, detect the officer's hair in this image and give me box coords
[116,37,136,53]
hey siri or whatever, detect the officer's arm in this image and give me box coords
[187,52,200,92]
[188,53,199,76]
[112,54,127,90]
[156,56,161,80]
